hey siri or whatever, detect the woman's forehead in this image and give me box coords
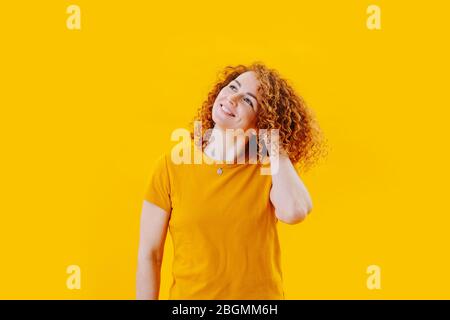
[234,71,260,94]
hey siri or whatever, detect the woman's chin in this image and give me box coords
[212,113,236,130]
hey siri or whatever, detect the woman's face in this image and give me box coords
[212,71,260,131]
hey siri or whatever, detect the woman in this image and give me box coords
[136,63,325,300]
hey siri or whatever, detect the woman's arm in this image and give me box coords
[269,153,313,225]
[136,200,170,299]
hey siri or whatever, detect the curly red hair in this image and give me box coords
[190,62,327,171]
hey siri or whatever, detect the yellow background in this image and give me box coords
[1,0,449,299]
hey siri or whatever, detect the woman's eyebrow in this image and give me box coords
[247,92,258,102]
[233,79,258,103]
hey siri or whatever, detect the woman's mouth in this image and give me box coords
[219,103,235,117]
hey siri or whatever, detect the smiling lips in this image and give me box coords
[219,103,235,117]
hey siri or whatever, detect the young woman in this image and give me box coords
[136,63,325,300]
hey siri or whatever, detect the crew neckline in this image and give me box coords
[193,142,249,168]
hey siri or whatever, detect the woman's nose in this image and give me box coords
[227,93,239,106]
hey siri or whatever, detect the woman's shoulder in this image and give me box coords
[150,143,191,171]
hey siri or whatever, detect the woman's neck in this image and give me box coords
[203,125,248,163]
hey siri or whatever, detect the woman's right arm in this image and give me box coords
[136,200,170,300]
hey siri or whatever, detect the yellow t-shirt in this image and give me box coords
[144,142,293,300]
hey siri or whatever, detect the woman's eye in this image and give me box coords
[229,85,238,91]
[244,97,254,107]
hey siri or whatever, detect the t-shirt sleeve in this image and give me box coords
[143,154,172,213]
